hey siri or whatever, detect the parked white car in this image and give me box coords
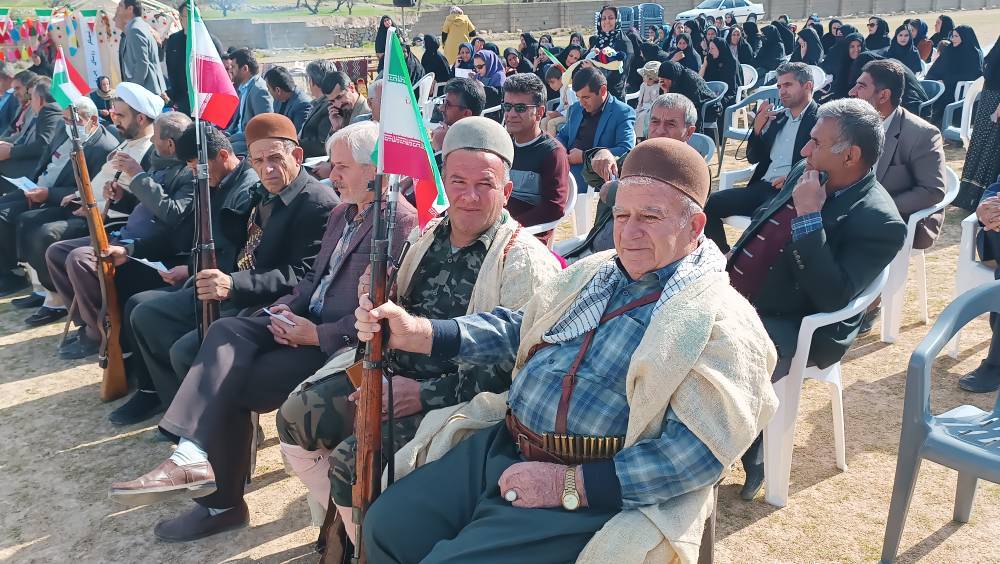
[675,0,765,22]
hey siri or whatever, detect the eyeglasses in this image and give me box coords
[501,102,539,113]
[868,23,877,28]
[474,64,486,70]
[440,99,466,110]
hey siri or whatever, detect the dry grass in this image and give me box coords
[4,9,1000,562]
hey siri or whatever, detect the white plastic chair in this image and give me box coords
[524,177,579,242]
[553,233,586,257]
[959,78,984,147]
[624,90,640,103]
[687,132,716,165]
[716,164,758,230]
[948,212,996,358]
[735,64,759,129]
[415,73,435,119]
[917,80,945,118]
[701,81,729,146]
[764,266,892,508]
[917,59,929,79]
[717,86,779,174]
[481,104,503,120]
[571,175,595,236]
[881,167,960,343]
[806,64,830,90]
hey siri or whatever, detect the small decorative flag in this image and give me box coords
[52,47,90,109]
[81,9,97,32]
[186,1,238,128]
[377,28,447,229]
[542,47,565,73]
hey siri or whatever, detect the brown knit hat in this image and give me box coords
[620,137,710,207]
[244,113,299,148]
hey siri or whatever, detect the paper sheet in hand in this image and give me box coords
[454,67,475,79]
[128,256,168,273]
[3,176,38,192]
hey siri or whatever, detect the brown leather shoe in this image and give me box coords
[109,459,216,507]
[153,501,249,542]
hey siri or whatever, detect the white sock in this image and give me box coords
[169,438,209,466]
[208,507,232,516]
[42,292,66,310]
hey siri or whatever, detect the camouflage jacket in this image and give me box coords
[392,215,513,411]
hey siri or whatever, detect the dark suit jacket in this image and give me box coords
[298,97,332,158]
[125,160,197,264]
[746,101,819,185]
[876,107,947,250]
[273,198,418,355]
[40,125,121,204]
[729,162,906,369]
[277,89,312,131]
[221,168,339,308]
[0,90,19,134]
[10,102,62,161]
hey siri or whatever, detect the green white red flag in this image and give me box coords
[52,47,90,109]
[186,0,238,128]
[377,28,446,229]
[542,47,565,72]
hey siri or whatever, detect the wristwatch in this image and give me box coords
[561,466,581,511]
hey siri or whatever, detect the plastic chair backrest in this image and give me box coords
[688,132,716,163]
[919,80,944,105]
[706,80,728,99]
[740,64,758,91]
[723,86,779,136]
[960,78,985,146]
[806,65,827,89]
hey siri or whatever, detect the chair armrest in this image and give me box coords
[797,267,891,353]
[719,165,756,191]
[524,220,560,236]
[553,234,587,255]
[960,212,980,265]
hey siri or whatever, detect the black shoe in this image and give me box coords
[11,292,44,309]
[740,463,765,501]
[0,273,28,297]
[59,333,99,360]
[109,390,165,426]
[24,306,68,327]
[858,306,881,336]
[58,327,85,353]
[959,362,1000,393]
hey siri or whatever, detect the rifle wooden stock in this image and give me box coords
[194,121,219,340]
[68,105,126,401]
[352,175,389,563]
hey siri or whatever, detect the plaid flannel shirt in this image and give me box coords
[438,258,722,509]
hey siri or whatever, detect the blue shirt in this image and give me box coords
[432,258,723,510]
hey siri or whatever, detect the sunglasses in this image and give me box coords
[475,64,486,70]
[502,102,539,113]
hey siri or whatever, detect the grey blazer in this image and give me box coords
[119,17,166,95]
[277,88,312,130]
[875,107,947,250]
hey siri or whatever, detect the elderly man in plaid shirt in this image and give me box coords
[353,138,779,564]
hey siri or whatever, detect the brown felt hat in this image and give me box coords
[244,113,299,148]
[620,137,710,207]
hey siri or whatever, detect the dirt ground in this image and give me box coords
[4,10,1000,563]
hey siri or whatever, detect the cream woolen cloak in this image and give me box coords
[392,249,779,563]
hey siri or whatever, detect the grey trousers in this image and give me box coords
[127,284,236,404]
[363,422,617,564]
[46,238,100,340]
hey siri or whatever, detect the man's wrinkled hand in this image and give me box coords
[103,180,125,202]
[498,462,587,509]
[355,294,432,354]
[977,196,1000,231]
[111,152,143,179]
[792,169,827,216]
[102,245,128,266]
[266,305,319,347]
[159,265,190,285]
[591,148,618,182]
[349,375,423,419]
[195,268,233,301]
[25,187,48,204]
[771,175,786,190]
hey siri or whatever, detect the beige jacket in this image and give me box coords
[394,248,778,563]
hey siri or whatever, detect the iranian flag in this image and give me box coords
[378,28,446,229]
[186,0,237,128]
[52,47,90,109]
[542,47,565,72]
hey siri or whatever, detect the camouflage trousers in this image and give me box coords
[276,371,424,507]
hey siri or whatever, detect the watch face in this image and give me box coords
[562,492,580,511]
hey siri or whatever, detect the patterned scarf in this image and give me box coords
[543,238,727,344]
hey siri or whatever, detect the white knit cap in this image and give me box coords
[442,116,515,165]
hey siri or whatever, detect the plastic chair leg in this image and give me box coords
[716,138,728,176]
[879,437,925,563]
[914,251,928,324]
[764,373,802,507]
[826,367,848,471]
[248,411,260,483]
[573,195,591,236]
[953,471,978,523]
[881,287,905,344]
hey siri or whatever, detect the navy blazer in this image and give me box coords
[276,89,312,131]
[556,95,635,192]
